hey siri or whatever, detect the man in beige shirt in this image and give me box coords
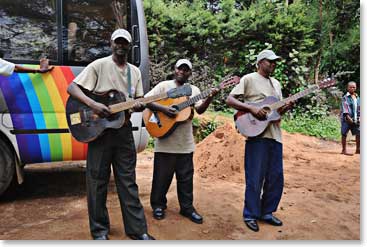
[145,59,219,224]
[226,50,293,232]
[67,29,154,240]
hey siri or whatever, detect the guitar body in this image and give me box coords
[143,97,192,138]
[66,89,126,143]
[234,77,337,137]
[234,96,281,137]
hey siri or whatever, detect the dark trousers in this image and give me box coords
[86,123,147,238]
[150,152,194,213]
[243,138,284,220]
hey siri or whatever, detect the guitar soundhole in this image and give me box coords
[263,106,271,114]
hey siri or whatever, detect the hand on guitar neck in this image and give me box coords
[277,98,295,115]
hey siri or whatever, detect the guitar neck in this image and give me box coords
[109,92,168,113]
[271,85,319,110]
[175,88,215,111]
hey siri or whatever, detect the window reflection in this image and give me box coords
[0,0,57,61]
[64,0,128,65]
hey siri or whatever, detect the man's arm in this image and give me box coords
[194,88,220,115]
[15,58,54,73]
[67,82,111,117]
[146,102,177,118]
[14,65,53,74]
[226,94,267,120]
[340,96,354,124]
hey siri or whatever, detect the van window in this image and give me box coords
[64,0,129,65]
[0,0,58,61]
[0,0,130,65]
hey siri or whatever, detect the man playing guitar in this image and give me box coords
[226,50,294,232]
[67,28,154,240]
[145,59,219,224]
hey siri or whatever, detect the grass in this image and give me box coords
[281,114,341,141]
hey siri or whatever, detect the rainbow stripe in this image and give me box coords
[0,66,87,164]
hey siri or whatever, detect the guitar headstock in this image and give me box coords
[167,84,192,98]
[219,76,241,89]
[318,77,337,89]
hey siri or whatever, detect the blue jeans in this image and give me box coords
[243,138,284,221]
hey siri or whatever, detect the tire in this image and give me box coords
[0,138,15,196]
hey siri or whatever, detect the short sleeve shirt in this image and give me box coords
[145,80,202,153]
[230,72,283,143]
[0,58,15,76]
[73,55,144,98]
[340,92,360,123]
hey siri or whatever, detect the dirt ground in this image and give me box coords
[0,118,360,240]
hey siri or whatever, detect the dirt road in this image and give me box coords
[0,123,360,240]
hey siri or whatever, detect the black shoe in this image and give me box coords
[128,233,155,240]
[93,235,109,240]
[153,208,165,220]
[180,210,203,224]
[261,215,283,226]
[244,220,259,232]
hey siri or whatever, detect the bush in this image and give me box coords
[193,117,219,142]
[281,114,341,141]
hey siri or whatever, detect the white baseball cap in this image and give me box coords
[111,29,132,43]
[175,59,192,69]
[256,49,281,63]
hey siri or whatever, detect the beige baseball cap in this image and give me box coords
[111,29,132,43]
[175,59,192,69]
[256,49,281,63]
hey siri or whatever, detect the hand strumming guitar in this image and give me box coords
[163,106,178,118]
[249,106,267,120]
[90,100,111,118]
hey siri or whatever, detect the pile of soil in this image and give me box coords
[194,123,245,184]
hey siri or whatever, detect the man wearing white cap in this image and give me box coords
[145,59,219,225]
[226,49,294,232]
[67,28,154,240]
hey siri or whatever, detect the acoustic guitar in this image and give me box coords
[66,85,192,143]
[234,78,336,137]
[143,76,240,138]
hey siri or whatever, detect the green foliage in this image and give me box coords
[146,136,155,150]
[319,0,360,88]
[144,0,359,118]
[281,114,341,141]
[193,117,219,142]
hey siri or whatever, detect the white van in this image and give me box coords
[0,0,150,195]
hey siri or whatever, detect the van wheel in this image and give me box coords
[0,138,15,196]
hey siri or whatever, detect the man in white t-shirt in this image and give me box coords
[226,50,293,232]
[145,59,219,225]
[67,29,154,240]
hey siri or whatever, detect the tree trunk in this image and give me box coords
[314,0,323,83]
